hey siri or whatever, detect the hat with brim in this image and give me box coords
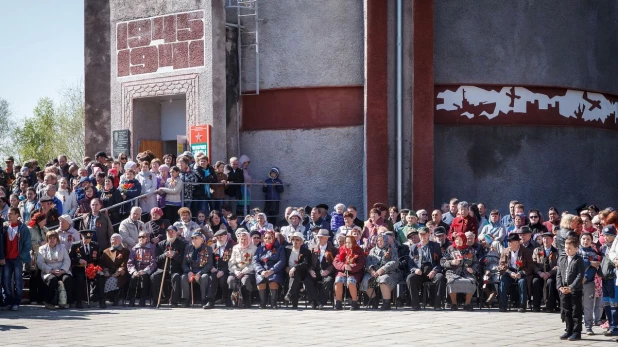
[507,233,521,242]
[191,230,204,238]
[384,230,395,237]
[602,225,617,237]
[518,226,532,234]
[58,214,73,224]
[79,229,95,238]
[406,230,418,238]
[317,229,330,238]
[40,196,53,203]
[433,226,446,236]
[214,230,228,237]
[288,211,301,221]
[400,209,410,214]
[373,203,388,211]
[290,231,304,241]
[167,225,178,233]
[540,231,554,238]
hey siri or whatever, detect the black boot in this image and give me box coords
[350,300,359,311]
[138,298,146,307]
[335,300,343,310]
[380,299,391,311]
[270,289,279,309]
[258,289,267,309]
[371,297,379,309]
[128,298,135,307]
[241,288,252,308]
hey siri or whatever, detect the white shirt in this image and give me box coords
[319,244,327,262]
[288,248,300,268]
[7,224,18,241]
[510,250,519,269]
[567,255,574,267]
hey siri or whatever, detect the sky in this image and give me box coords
[0,2,84,120]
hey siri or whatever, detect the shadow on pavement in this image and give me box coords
[2,306,119,321]
[0,324,28,331]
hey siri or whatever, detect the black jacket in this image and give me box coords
[224,166,244,199]
[555,228,576,259]
[556,253,585,292]
[155,238,186,274]
[193,165,217,199]
[70,241,101,269]
[284,244,312,276]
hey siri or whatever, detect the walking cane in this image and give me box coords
[191,275,194,306]
[156,256,169,308]
[86,274,90,308]
[543,261,547,307]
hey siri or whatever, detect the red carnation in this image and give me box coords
[515,260,523,268]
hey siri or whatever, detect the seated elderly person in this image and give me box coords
[57,214,80,250]
[181,231,214,308]
[253,230,286,309]
[144,207,171,245]
[119,206,145,249]
[361,233,401,310]
[250,230,262,247]
[228,229,258,308]
[37,230,74,309]
[174,207,201,240]
[478,235,503,307]
[100,233,130,306]
[250,213,274,233]
[531,231,558,312]
[280,210,304,244]
[498,233,534,312]
[333,235,366,310]
[434,226,451,254]
[305,229,337,309]
[210,229,234,307]
[440,232,479,311]
[407,227,445,310]
[283,231,312,308]
[127,231,157,307]
[151,225,186,308]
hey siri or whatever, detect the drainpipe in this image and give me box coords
[396,0,403,208]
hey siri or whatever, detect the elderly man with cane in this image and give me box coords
[151,226,185,308]
[70,230,106,308]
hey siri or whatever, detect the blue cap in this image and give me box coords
[191,230,204,238]
[167,225,178,232]
[602,225,617,237]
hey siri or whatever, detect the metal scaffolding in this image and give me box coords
[227,0,260,95]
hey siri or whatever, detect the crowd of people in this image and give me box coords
[0,151,616,341]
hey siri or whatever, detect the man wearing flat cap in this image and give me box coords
[70,229,106,308]
[304,229,337,309]
[518,226,539,252]
[283,231,312,308]
[210,229,234,307]
[127,231,157,307]
[433,226,451,254]
[151,226,186,307]
[182,231,214,308]
[531,231,558,312]
[498,233,535,312]
[407,227,445,310]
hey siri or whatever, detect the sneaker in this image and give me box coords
[10,305,19,311]
[586,329,594,336]
[567,333,581,341]
[559,333,570,340]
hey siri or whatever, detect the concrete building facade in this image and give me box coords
[85,0,618,217]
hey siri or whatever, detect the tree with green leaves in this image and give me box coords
[13,98,58,164]
[0,98,19,162]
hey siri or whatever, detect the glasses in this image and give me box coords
[138,236,147,239]
[421,214,427,216]
[529,215,539,219]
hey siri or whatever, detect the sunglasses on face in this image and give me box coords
[529,215,539,219]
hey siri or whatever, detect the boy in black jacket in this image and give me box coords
[557,236,585,341]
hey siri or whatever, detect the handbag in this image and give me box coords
[601,255,615,280]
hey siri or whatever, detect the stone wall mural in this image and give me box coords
[435,85,618,130]
[116,10,205,77]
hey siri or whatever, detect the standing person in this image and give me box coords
[579,232,603,335]
[557,236,585,341]
[28,212,48,305]
[224,157,244,216]
[56,177,78,217]
[237,155,262,215]
[79,199,114,250]
[18,187,38,223]
[155,164,170,209]
[262,167,284,226]
[177,156,197,210]
[158,166,183,223]
[117,169,142,220]
[442,198,458,226]
[192,155,217,217]
[1,207,30,310]
[600,225,618,337]
[501,200,519,229]
[136,162,157,222]
[211,161,227,214]
[448,201,479,240]
[99,177,123,226]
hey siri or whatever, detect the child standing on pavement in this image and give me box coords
[557,236,585,341]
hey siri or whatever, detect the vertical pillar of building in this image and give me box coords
[364,0,390,212]
[84,0,111,157]
[412,0,434,209]
[202,0,228,160]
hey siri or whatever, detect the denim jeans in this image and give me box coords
[3,258,24,306]
[499,274,527,308]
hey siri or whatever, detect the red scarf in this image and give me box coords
[10,222,19,228]
[265,242,274,251]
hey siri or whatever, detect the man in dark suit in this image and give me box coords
[150,226,186,307]
[283,231,312,308]
[406,227,445,311]
[210,230,235,307]
[531,232,559,312]
[304,229,338,309]
[70,230,106,308]
[498,233,535,312]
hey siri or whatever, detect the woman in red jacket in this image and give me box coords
[333,235,366,310]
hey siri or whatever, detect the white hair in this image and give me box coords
[334,203,346,211]
[416,209,427,218]
[131,206,142,214]
[457,201,470,209]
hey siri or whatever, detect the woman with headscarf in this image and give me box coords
[252,230,285,309]
[227,229,257,308]
[333,235,366,310]
[479,239,503,307]
[249,212,273,232]
[37,230,73,309]
[440,231,479,311]
[56,177,78,217]
[100,233,130,306]
[360,233,401,310]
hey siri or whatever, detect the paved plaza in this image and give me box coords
[0,305,614,346]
